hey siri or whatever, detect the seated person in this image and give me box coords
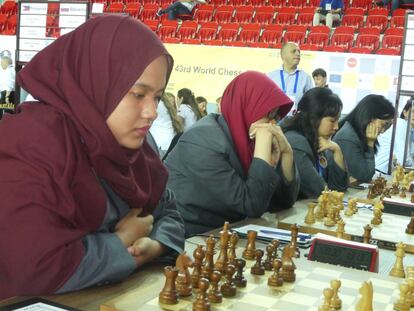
[177,87,203,131]
[312,68,328,88]
[313,0,344,29]
[165,71,299,237]
[157,0,205,20]
[283,87,348,199]
[0,16,185,299]
[196,95,208,117]
[334,95,395,183]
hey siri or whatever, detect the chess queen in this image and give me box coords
[165,71,300,236]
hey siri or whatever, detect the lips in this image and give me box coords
[135,125,150,136]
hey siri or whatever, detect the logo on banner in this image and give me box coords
[22,5,30,11]
[347,58,357,68]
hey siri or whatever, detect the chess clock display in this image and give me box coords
[308,233,378,272]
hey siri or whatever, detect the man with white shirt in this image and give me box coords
[0,50,15,119]
[267,42,313,116]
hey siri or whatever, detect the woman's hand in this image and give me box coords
[128,237,166,267]
[366,122,380,147]
[115,208,154,247]
[252,124,292,155]
[318,136,340,153]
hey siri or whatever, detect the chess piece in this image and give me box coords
[324,206,336,227]
[221,264,237,297]
[390,242,406,278]
[242,230,257,260]
[336,219,345,239]
[263,244,275,271]
[355,281,373,311]
[250,249,265,275]
[280,245,296,282]
[394,283,411,311]
[406,278,414,307]
[201,235,216,280]
[193,278,210,311]
[406,212,414,235]
[270,239,280,260]
[305,202,316,224]
[233,258,247,287]
[227,231,239,265]
[159,266,179,305]
[288,223,300,258]
[391,182,400,195]
[367,184,374,199]
[267,258,283,287]
[330,279,342,309]
[362,224,372,244]
[411,193,414,204]
[175,252,194,297]
[318,288,333,311]
[406,266,414,279]
[207,270,222,303]
[400,187,407,198]
[214,222,230,274]
[371,208,382,226]
[191,245,205,288]
[349,198,358,214]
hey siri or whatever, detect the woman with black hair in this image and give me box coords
[334,95,395,182]
[283,87,347,199]
[177,88,203,131]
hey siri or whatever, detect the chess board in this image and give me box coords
[382,194,414,217]
[100,258,404,311]
[277,206,414,253]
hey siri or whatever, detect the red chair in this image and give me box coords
[228,0,246,6]
[376,47,400,55]
[384,27,404,36]
[330,33,354,51]
[306,32,329,50]
[47,3,60,15]
[351,0,372,13]
[323,45,346,52]
[261,24,284,47]
[366,15,388,32]
[239,23,261,45]
[0,1,16,16]
[333,25,354,35]
[214,5,235,23]
[141,3,158,20]
[196,21,218,40]
[210,0,228,6]
[203,39,223,45]
[341,14,364,31]
[287,0,307,10]
[249,0,267,6]
[274,7,296,27]
[158,20,179,39]
[177,20,198,39]
[283,30,306,44]
[390,16,405,28]
[181,38,202,44]
[143,19,160,32]
[125,2,142,17]
[233,5,254,23]
[268,0,286,7]
[392,8,406,17]
[252,6,275,25]
[226,40,246,46]
[349,46,373,54]
[382,35,403,52]
[344,7,364,15]
[300,43,320,51]
[309,24,330,34]
[308,0,320,7]
[355,34,380,51]
[359,27,381,36]
[163,37,181,43]
[296,7,317,27]
[0,13,7,29]
[250,41,271,48]
[105,3,124,13]
[217,23,239,43]
[367,7,389,16]
[194,4,214,21]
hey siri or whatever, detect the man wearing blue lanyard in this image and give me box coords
[313,0,343,29]
[267,42,313,116]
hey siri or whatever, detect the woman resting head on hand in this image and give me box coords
[0,15,185,298]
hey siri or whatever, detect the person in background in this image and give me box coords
[283,87,347,199]
[164,92,177,111]
[267,42,313,115]
[312,68,328,88]
[165,71,299,236]
[216,95,222,113]
[156,0,206,20]
[150,94,184,158]
[177,88,203,131]
[376,99,413,173]
[313,0,344,29]
[196,96,208,116]
[334,95,395,183]
[0,49,15,119]
[0,16,185,299]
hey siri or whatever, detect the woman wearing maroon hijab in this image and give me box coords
[165,71,300,236]
[0,16,185,298]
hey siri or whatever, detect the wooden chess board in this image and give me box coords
[277,206,414,253]
[100,258,404,311]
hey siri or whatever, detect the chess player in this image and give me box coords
[334,95,395,182]
[0,16,185,299]
[165,71,299,236]
[283,87,348,199]
[267,42,313,115]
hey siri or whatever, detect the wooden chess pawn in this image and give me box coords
[207,270,222,304]
[191,245,205,288]
[221,264,237,297]
[233,258,247,287]
[268,258,283,287]
[281,246,296,283]
[362,224,372,244]
[270,239,280,260]
[394,283,411,311]
[406,212,414,235]
[251,249,265,275]
[201,235,216,280]
[324,207,336,227]
[390,242,406,278]
[263,244,275,271]
[370,208,382,226]
[330,279,342,309]
[193,278,210,311]
[400,187,407,198]
[242,230,257,260]
[305,202,316,224]
[159,266,179,305]
[227,232,239,266]
[336,219,345,239]
[318,288,334,311]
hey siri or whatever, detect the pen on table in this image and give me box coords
[259,229,311,240]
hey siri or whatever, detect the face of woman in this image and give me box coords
[372,118,393,134]
[106,55,168,150]
[318,116,339,139]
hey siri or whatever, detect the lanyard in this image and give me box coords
[316,154,327,177]
[280,70,299,94]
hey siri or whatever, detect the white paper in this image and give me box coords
[20,14,47,27]
[58,15,86,28]
[14,302,69,311]
[18,50,38,62]
[405,29,414,45]
[403,45,414,61]
[402,60,414,76]
[91,3,104,13]
[20,3,48,15]
[401,76,414,93]
[19,38,53,50]
[19,26,47,39]
[59,3,88,16]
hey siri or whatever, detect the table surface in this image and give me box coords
[2,187,414,311]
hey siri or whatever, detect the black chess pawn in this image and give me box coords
[233,258,247,287]
[193,278,210,311]
[207,270,222,303]
[250,249,265,275]
[268,259,283,287]
[221,264,237,297]
[263,244,275,271]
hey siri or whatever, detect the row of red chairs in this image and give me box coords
[0,1,17,16]
[0,13,16,35]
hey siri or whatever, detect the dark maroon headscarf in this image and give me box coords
[0,15,173,297]
[221,71,293,173]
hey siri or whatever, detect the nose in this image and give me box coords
[333,120,339,131]
[142,97,158,121]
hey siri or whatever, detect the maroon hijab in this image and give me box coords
[221,71,293,173]
[0,16,172,297]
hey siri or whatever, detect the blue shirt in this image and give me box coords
[318,0,344,11]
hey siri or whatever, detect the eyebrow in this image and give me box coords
[132,82,165,93]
